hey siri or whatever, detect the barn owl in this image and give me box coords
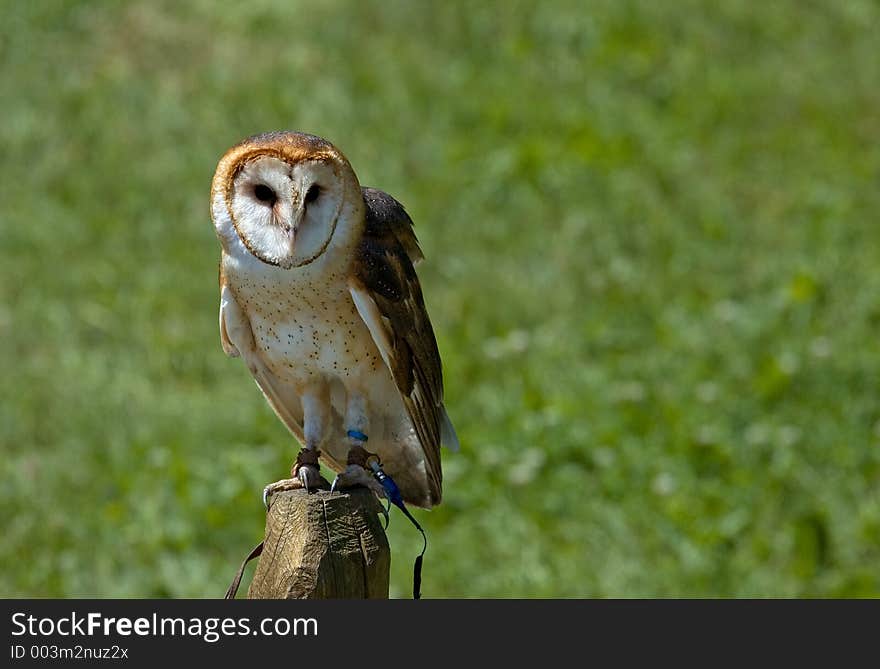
[210,131,458,509]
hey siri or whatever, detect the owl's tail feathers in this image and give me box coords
[440,405,460,452]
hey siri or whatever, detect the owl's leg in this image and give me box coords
[262,386,330,508]
[295,389,331,491]
[329,392,385,498]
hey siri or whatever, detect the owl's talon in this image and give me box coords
[263,451,327,509]
[291,448,323,494]
[294,463,323,493]
[262,477,303,510]
[330,464,386,500]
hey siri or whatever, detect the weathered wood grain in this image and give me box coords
[247,487,390,599]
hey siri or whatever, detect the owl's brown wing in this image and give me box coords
[348,188,458,504]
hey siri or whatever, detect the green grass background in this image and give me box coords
[2,0,879,597]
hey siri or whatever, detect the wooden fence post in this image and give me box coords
[245,487,390,599]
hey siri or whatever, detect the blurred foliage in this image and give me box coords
[1,0,879,597]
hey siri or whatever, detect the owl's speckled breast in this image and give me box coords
[224,254,383,390]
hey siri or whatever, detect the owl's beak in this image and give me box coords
[288,204,305,245]
[287,183,306,240]
[277,192,304,248]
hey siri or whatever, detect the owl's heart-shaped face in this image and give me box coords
[212,132,363,270]
[228,156,344,268]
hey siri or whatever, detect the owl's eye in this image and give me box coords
[304,184,321,204]
[253,184,277,205]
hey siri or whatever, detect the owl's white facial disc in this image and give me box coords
[229,156,344,268]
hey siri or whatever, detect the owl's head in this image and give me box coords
[211,131,364,269]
